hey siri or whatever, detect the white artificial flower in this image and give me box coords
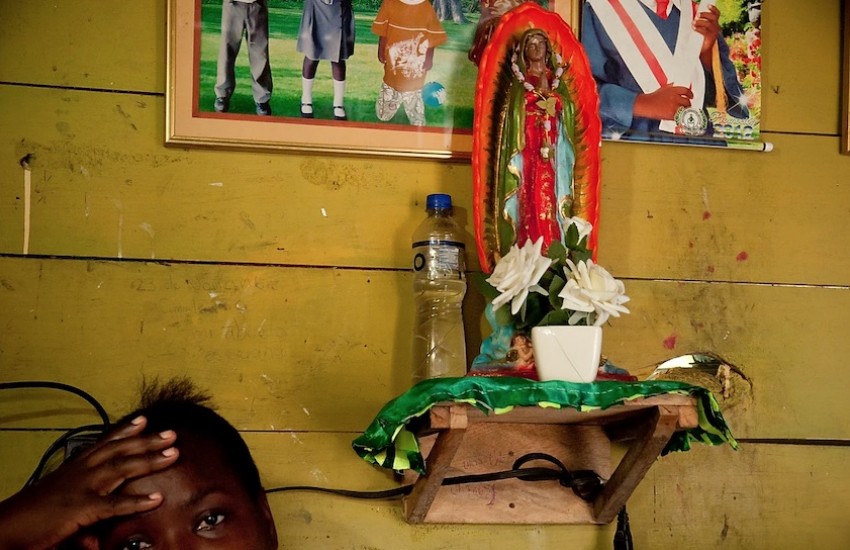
[558,259,630,326]
[487,238,553,316]
[564,216,593,243]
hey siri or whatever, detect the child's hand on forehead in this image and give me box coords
[0,416,179,550]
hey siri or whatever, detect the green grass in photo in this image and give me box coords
[199,4,478,128]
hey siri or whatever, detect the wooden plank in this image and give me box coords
[3,257,850,440]
[760,0,842,135]
[0,431,62,499]
[0,0,164,93]
[404,429,467,523]
[411,402,697,524]
[3,431,850,548]
[0,257,420,431]
[222,435,850,548]
[406,423,612,524]
[630,443,850,549]
[4,87,850,285]
[596,131,850,286]
[593,406,679,523]
[0,85,474,270]
[429,404,470,430]
[428,396,695,427]
[597,279,850,441]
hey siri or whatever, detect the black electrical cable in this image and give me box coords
[265,454,627,549]
[265,452,604,502]
[508,452,604,500]
[0,381,111,487]
[0,381,111,426]
[266,484,413,499]
[23,424,107,488]
[614,506,634,550]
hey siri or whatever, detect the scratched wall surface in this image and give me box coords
[1,1,849,548]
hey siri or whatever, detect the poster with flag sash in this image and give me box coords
[580,0,767,150]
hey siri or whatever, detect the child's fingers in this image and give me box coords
[79,431,179,495]
[75,416,148,459]
[83,429,177,470]
[90,447,180,495]
[101,416,147,442]
[96,491,165,521]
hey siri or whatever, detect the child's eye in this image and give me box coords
[195,512,226,531]
[119,538,152,550]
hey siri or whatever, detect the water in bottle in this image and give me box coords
[411,194,468,383]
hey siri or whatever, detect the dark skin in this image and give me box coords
[0,418,278,550]
[302,57,345,82]
[96,434,277,550]
[0,417,179,550]
[633,4,722,121]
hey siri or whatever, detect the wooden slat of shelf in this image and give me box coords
[429,404,470,430]
[404,428,468,523]
[592,406,680,523]
[428,394,696,428]
[408,399,698,524]
[406,421,613,524]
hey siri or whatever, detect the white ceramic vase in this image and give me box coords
[531,325,602,383]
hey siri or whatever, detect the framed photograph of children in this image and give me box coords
[579,0,769,151]
[166,0,581,159]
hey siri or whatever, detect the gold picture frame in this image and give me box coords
[165,0,579,159]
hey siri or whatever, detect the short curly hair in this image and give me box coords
[114,377,264,500]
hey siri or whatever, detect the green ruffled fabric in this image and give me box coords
[352,377,737,475]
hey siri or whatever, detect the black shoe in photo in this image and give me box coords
[214,97,229,113]
[256,101,272,116]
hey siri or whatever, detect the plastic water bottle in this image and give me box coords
[411,194,467,383]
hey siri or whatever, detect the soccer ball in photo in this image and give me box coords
[422,82,447,108]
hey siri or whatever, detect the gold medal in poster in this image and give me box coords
[675,106,708,136]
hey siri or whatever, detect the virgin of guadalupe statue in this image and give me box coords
[472,2,602,274]
[503,28,575,251]
[470,2,602,374]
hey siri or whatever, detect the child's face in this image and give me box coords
[97,434,277,550]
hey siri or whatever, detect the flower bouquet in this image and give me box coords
[472,218,630,381]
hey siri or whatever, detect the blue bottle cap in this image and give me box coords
[426,194,452,210]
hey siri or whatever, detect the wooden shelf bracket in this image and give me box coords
[402,395,699,524]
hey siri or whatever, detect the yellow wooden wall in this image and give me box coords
[1,1,849,548]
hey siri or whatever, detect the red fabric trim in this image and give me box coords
[607,0,668,87]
